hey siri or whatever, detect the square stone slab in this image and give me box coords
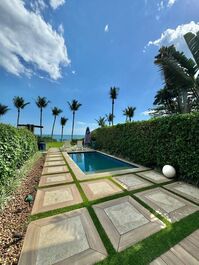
[46,157,65,162]
[19,208,107,265]
[42,165,69,175]
[80,179,123,200]
[93,196,165,252]
[44,160,66,167]
[136,170,172,184]
[135,188,198,222]
[114,174,153,191]
[47,153,62,157]
[48,147,60,152]
[32,184,82,214]
[165,182,199,204]
[39,173,73,187]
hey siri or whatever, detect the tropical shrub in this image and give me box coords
[0,124,38,185]
[92,113,199,186]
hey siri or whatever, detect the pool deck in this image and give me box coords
[18,147,199,265]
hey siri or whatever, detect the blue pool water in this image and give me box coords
[69,151,137,174]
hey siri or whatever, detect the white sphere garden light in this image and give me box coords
[162,165,176,178]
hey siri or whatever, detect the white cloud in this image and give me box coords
[104,24,109,33]
[0,0,70,80]
[167,0,176,8]
[30,0,46,14]
[49,0,65,9]
[58,23,64,35]
[141,110,155,116]
[146,21,199,56]
[72,70,76,75]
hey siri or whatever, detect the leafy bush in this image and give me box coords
[0,124,38,185]
[92,113,199,186]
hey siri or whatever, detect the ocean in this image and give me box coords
[43,134,84,141]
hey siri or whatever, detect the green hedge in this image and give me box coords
[0,124,38,185]
[92,113,199,186]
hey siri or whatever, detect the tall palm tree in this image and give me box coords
[106,113,114,126]
[123,106,136,122]
[68,99,82,140]
[109,87,119,125]
[60,117,68,142]
[0,104,9,119]
[35,96,50,137]
[13,96,30,127]
[51,107,62,138]
[95,116,106,128]
[154,45,198,113]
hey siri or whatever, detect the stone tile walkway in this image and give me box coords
[135,188,198,222]
[136,170,172,184]
[19,208,107,265]
[19,148,199,264]
[42,165,69,175]
[164,181,199,204]
[32,184,83,214]
[93,196,165,251]
[150,229,199,265]
[80,179,123,200]
[114,174,153,191]
[39,173,73,187]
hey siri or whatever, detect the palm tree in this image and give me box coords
[13,96,30,127]
[106,113,114,126]
[68,99,82,140]
[60,117,68,142]
[154,45,198,113]
[0,104,9,119]
[95,116,106,128]
[51,107,62,138]
[123,106,136,122]
[109,87,119,125]
[35,96,50,137]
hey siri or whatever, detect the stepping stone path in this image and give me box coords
[19,147,199,264]
[150,229,199,264]
[39,173,73,187]
[136,170,171,184]
[32,184,82,214]
[18,208,107,265]
[80,179,123,200]
[93,196,165,251]
[165,181,199,204]
[114,173,153,191]
[44,160,66,167]
[42,165,69,175]
[135,188,198,222]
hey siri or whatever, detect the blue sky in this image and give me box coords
[1,0,199,135]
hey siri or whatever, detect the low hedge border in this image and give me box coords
[92,113,199,186]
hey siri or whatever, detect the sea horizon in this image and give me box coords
[41,134,84,141]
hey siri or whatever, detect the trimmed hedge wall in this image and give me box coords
[92,113,199,186]
[0,124,38,185]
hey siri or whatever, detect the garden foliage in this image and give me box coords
[0,124,38,185]
[92,113,199,185]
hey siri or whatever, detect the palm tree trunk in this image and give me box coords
[17,109,20,127]
[51,116,56,138]
[40,108,42,137]
[112,99,114,126]
[61,125,64,142]
[71,111,75,140]
[129,117,131,122]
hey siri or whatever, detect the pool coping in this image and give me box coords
[62,150,150,181]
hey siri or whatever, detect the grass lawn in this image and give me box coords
[46,141,64,149]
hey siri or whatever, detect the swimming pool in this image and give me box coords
[68,151,137,174]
